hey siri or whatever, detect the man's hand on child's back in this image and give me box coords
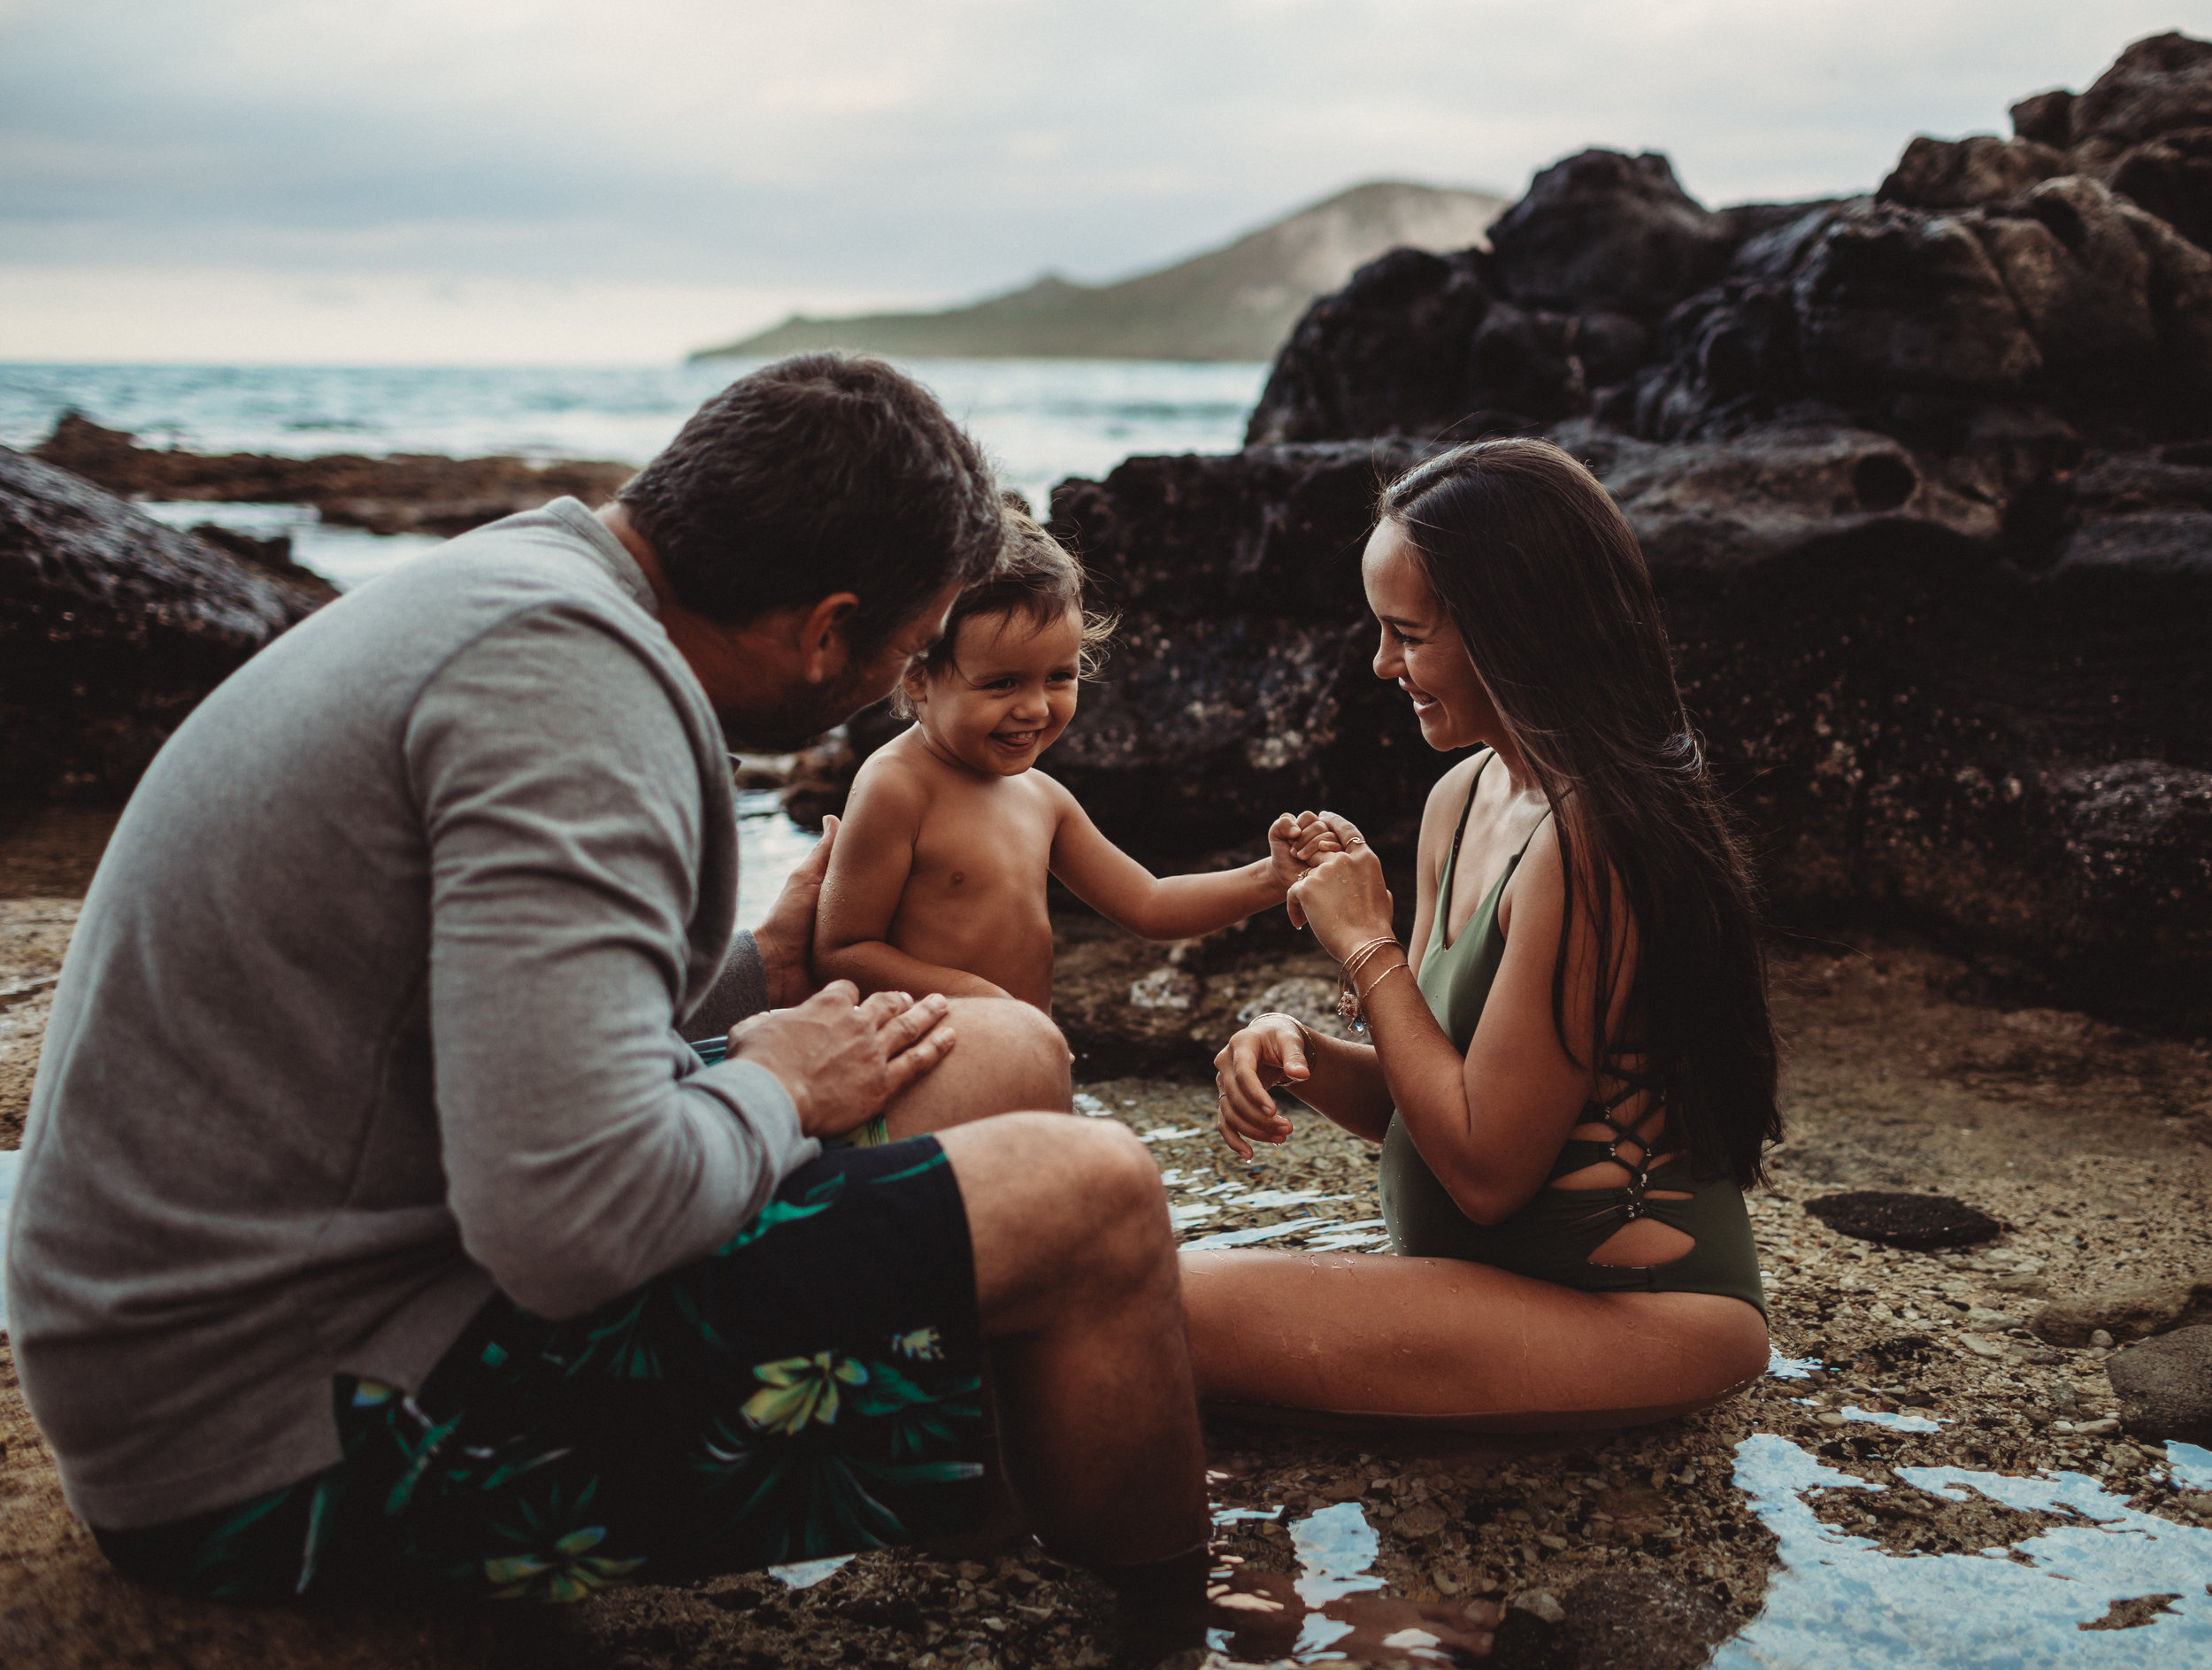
[726,982,956,1140]
[753,814,840,1006]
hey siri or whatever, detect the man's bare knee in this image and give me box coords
[944,1115,1173,1322]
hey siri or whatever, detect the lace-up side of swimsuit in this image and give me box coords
[1372,750,1768,1317]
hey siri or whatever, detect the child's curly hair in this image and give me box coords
[895,495,1117,716]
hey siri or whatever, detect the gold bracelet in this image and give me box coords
[1357,957,1412,1003]
[1333,938,1402,1035]
[1339,935,1399,983]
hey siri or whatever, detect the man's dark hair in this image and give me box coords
[618,354,1004,648]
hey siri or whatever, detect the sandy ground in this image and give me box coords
[4,801,2211,1668]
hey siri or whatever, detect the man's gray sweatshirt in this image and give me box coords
[4,499,818,1528]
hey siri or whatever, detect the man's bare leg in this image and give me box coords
[933,1113,1204,1568]
[881,997,1071,1137]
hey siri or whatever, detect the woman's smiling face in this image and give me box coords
[1362,517,1502,753]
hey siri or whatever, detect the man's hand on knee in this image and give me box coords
[730,981,955,1139]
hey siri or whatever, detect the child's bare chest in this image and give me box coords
[906,779,1058,904]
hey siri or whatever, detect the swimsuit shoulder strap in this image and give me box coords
[1440,750,1493,887]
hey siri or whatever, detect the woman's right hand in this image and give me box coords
[1213,1014,1310,1158]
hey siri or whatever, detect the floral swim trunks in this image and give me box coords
[95,1136,991,1605]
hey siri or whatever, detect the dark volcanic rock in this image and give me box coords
[1244,248,1516,445]
[34,413,634,537]
[1254,36,2212,453]
[2103,126,2212,252]
[2011,89,2077,150]
[1486,150,1738,326]
[2065,31,2212,173]
[187,523,339,602]
[1046,412,2212,1029]
[1878,135,2070,210]
[2107,1323,2212,1442]
[1171,36,2212,1028]
[3,447,326,800]
[1048,438,1441,855]
[1801,1192,2001,1251]
[1490,1570,1729,1670]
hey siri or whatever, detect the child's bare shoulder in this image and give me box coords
[846,734,934,819]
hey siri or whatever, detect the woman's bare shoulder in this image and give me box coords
[1418,750,1489,846]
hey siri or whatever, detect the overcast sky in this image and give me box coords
[1,0,2201,363]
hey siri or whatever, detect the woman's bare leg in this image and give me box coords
[881,997,1072,1137]
[1180,1248,1768,1426]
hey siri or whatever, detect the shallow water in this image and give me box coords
[733,792,821,935]
[1207,1494,1493,1666]
[1716,1432,2212,1667]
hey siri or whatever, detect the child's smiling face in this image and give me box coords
[909,604,1083,776]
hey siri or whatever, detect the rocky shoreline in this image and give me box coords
[32,413,634,538]
[6,806,2212,1666]
[1030,34,2212,1039]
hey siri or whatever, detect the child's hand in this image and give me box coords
[1265,810,1339,890]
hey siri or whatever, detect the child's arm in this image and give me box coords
[813,760,1014,1001]
[1045,781,1314,940]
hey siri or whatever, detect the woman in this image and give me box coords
[1191,438,1778,1428]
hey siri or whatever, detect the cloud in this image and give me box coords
[0,0,2195,361]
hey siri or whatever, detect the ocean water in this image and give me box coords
[2,358,1261,907]
[0,358,1269,524]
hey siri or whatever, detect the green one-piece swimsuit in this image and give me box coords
[1378,755,1767,1319]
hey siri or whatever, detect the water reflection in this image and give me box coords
[1716,1433,2212,1666]
[1207,1496,1496,1666]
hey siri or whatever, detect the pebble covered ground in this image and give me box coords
[5,801,2211,1668]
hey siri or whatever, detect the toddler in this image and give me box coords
[815,505,1328,1010]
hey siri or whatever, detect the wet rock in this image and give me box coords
[1878,135,2070,211]
[2064,32,2212,173]
[1793,201,2047,396]
[2012,89,2077,150]
[2,446,326,801]
[187,523,339,602]
[2107,1324,2212,1441]
[1511,1588,1566,1625]
[1047,412,2212,1031]
[32,412,634,537]
[1491,1572,1726,1670]
[1243,248,1532,446]
[1801,1192,2001,1251]
[1047,438,1444,856]
[1487,150,1738,327]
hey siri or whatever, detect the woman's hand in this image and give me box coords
[1284,812,1394,960]
[1213,1014,1310,1158]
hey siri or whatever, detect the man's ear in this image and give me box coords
[795,592,862,684]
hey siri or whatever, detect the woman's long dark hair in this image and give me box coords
[1380,438,1781,1186]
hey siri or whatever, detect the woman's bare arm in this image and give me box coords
[1329,817,1631,1224]
[1044,780,1302,939]
[813,759,1013,1001]
[1210,765,1474,1152]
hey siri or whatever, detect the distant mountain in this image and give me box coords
[692,181,1509,363]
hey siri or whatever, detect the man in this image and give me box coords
[6,357,1207,1619]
